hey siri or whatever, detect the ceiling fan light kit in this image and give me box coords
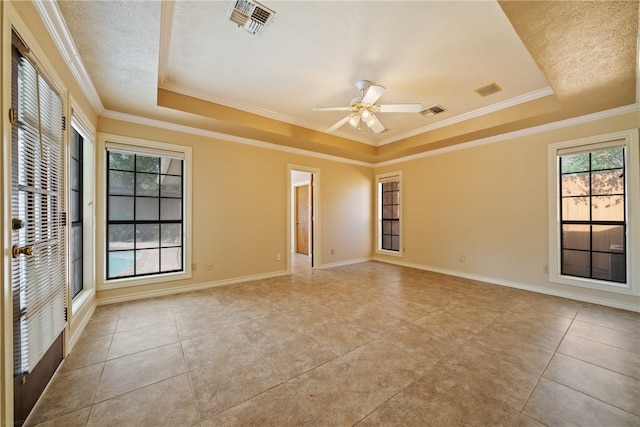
[313,80,422,134]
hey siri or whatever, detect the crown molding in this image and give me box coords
[100,110,374,168]
[375,103,640,167]
[33,0,104,114]
[377,86,555,146]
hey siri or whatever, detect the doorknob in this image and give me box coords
[12,245,34,258]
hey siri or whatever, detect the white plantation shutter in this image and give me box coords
[12,50,67,374]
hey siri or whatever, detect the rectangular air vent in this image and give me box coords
[421,104,446,117]
[228,0,275,35]
[474,82,502,97]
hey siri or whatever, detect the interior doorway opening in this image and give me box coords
[289,166,318,273]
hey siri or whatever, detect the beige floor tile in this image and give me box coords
[200,384,313,427]
[434,345,540,411]
[181,326,254,372]
[395,369,520,427]
[355,398,425,426]
[107,321,179,359]
[114,308,175,333]
[567,320,640,354]
[303,315,378,356]
[252,329,338,380]
[189,346,280,420]
[26,261,640,426]
[87,374,198,427]
[523,378,640,426]
[26,364,102,425]
[558,334,640,379]
[94,342,186,402]
[577,304,640,333]
[59,335,112,372]
[286,357,409,427]
[469,327,554,374]
[27,407,91,427]
[544,353,640,415]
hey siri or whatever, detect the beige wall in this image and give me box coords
[374,111,639,310]
[96,118,373,302]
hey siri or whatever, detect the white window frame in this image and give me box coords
[70,113,95,315]
[376,171,403,257]
[548,129,639,296]
[97,134,192,290]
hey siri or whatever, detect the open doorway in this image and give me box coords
[289,166,318,273]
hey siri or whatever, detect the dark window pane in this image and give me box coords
[160,175,182,198]
[109,196,134,220]
[109,152,135,171]
[561,153,589,173]
[382,220,391,235]
[592,196,624,221]
[108,251,135,278]
[71,258,82,297]
[562,225,590,250]
[561,173,589,197]
[592,252,626,283]
[562,197,589,221]
[136,155,159,173]
[137,249,159,274]
[109,171,135,195]
[161,247,182,272]
[162,158,182,175]
[136,198,159,221]
[391,236,400,251]
[592,225,625,252]
[71,190,80,223]
[562,250,590,278]
[161,224,182,246]
[71,158,80,191]
[592,169,623,195]
[71,225,83,261]
[382,235,391,250]
[136,173,159,197]
[591,148,624,170]
[109,224,135,250]
[391,221,399,235]
[136,224,159,248]
[160,198,181,220]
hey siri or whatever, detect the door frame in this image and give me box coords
[287,165,319,271]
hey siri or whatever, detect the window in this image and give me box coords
[70,126,83,297]
[105,142,188,281]
[377,172,402,255]
[548,130,639,295]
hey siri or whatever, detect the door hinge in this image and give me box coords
[9,108,16,125]
[62,115,66,131]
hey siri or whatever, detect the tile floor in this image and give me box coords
[26,257,639,426]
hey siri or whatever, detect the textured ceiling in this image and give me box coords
[53,0,639,162]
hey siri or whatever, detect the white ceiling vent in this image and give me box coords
[420,104,446,117]
[228,0,275,35]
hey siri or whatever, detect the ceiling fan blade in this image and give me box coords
[361,85,385,105]
[327,115,352,132]
[378,103,423,113]
[312,106,351,111]
[365,114,386,134]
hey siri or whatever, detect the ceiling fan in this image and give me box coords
[312,80,422,134]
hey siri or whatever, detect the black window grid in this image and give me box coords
[559,151,626,283]
[106,151,184,280]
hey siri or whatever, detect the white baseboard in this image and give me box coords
[373,257,640,313]
[318,257,372,270]
[97,270,289,305]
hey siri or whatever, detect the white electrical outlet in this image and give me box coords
[459,255,466,263]
[276,253,281,261]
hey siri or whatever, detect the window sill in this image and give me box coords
[98,270,192,291]
[549,272,637,296]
